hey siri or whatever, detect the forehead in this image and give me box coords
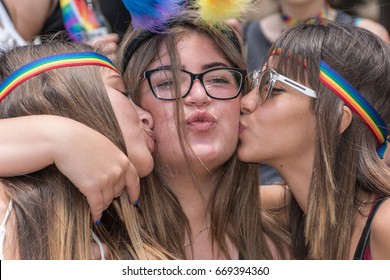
[151,32,230,70]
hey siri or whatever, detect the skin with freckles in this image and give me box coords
[139,33,241,175]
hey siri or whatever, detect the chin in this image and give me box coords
[136,158,154,178]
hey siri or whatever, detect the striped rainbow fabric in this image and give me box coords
[60,0,100,41]
[0,52,118,102]
[319,60,388,158]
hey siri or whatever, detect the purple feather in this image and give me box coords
[122,0,185,32]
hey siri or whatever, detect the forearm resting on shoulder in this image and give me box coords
[0,115,73,176]
[0,115,139,222]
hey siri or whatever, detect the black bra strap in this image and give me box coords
[353,197,388,260]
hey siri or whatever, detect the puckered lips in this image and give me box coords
[186,111,216,132]
[145,129,156,153]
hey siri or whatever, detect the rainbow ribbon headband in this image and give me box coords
[320,61,389,158]
[0,52,118,102]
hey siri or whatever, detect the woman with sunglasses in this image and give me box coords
[239,20,390,259]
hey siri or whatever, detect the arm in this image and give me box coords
[0,115,140,222]
[4,0,57,42]
[356,18,390,43]
[370,198,390,259]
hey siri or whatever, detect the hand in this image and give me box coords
[52,118,140,222]
[86,33,120,60]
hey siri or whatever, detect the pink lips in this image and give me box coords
[239,122,245,133]
[186,111,216,132]
[146,130,156,153]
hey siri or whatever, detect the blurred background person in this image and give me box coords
[0,0,131,57]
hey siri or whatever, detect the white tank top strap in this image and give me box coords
[90,229,105,260]
[0,200,13,260]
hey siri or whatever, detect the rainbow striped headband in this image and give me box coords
[0,52,118,102]
[320,61,389,158]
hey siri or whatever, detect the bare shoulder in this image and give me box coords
[260,184,290,209]
[260,184,291,227]
[370,198,390,259]
[264,233,292,260]
[356,18,390,43]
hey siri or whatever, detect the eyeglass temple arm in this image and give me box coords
[278,75,317,98]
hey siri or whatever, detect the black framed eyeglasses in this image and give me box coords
[250,67,317,104]
[143,67,247,100]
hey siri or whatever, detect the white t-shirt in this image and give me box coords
[0,2,26,50]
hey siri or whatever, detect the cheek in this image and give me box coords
[215,101,241,149]
[141,98,177,139]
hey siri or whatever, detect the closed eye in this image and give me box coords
[271,87,285,94]
[155,79,174,90]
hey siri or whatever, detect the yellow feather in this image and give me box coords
[193,0,252,26]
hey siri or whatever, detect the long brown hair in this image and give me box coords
[0,42,173,259]
[118,10,291,259]
[269,21,390,259]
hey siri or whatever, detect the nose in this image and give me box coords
[184,79,211,107]
[134,104,154,129]
[240,89,258,114]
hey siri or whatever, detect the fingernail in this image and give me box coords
[95,219,102,225]
[133,200,139,208]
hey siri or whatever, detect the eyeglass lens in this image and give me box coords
[257,69,271,104]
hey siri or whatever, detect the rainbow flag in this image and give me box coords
[60,0,100,41]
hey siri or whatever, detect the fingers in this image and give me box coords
[87,192,105,223]
[124,163,141,207]
[88,175,125,223]
[85,33,119,60]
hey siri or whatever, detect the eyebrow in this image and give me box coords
[149,62,232,72]
[201,62,231,71]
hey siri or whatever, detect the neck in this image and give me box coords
[280,0,327,22]
[162,166,219,220]
[271,156,314,214]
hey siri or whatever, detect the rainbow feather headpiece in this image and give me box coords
[0,52,118,102]
[320,61,389,158]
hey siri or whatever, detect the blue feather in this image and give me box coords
[122,0,185,32]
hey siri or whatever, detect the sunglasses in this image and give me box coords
[250,67,317,104]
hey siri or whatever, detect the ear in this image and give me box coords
[339,105,352,134]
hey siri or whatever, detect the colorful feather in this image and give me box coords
[193,0,252,26]
[122,0,184,32]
